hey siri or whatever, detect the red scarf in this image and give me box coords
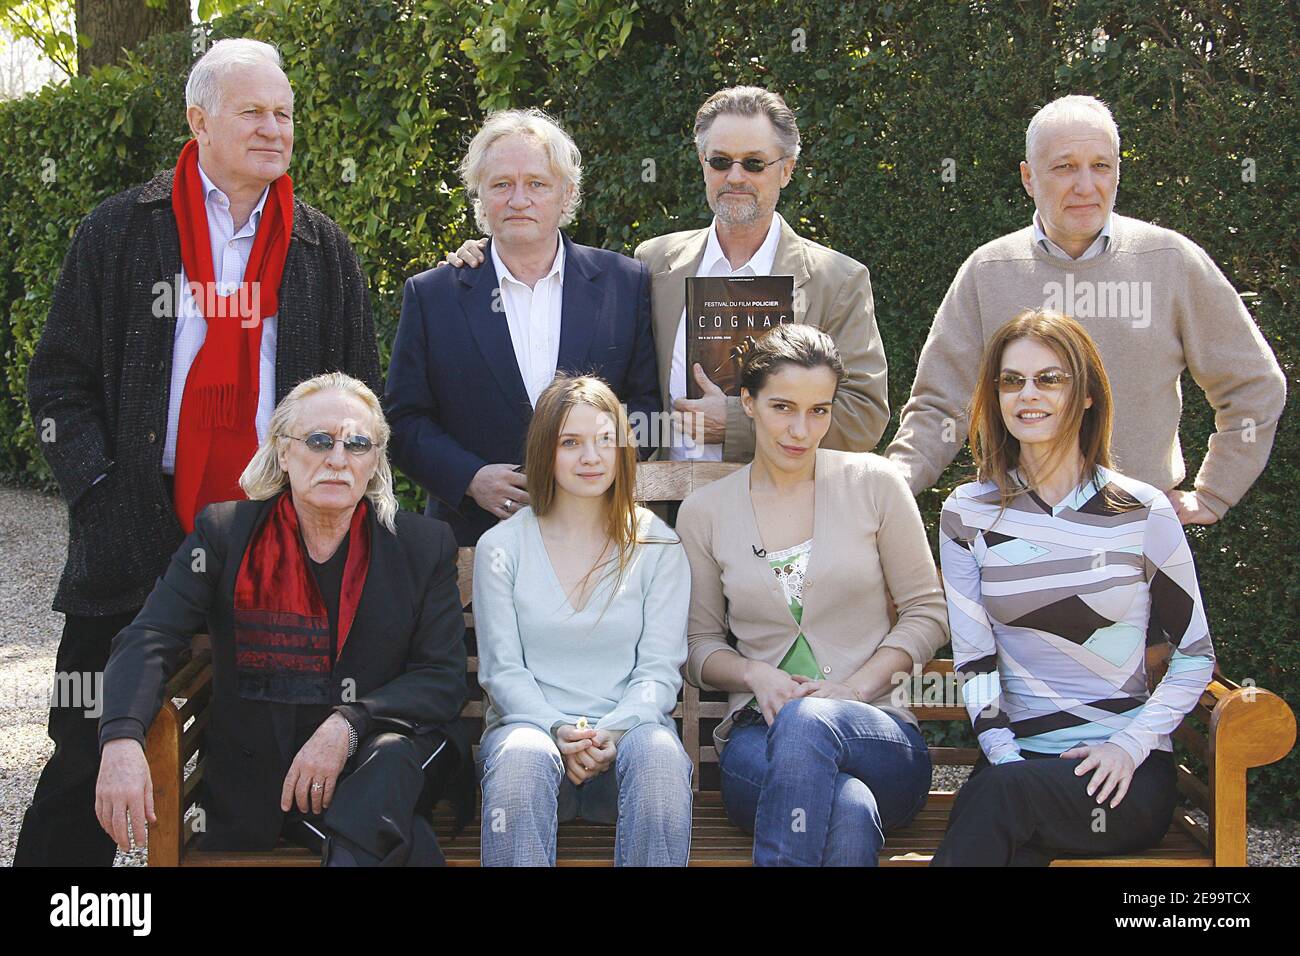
[171,138,294,532]
[233,493,371,704]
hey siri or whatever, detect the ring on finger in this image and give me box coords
[311,781,324,793]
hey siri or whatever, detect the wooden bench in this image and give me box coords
[143,462,1296,866]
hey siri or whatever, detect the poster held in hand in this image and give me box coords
[685,274,795,399]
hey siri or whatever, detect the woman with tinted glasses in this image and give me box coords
[676,323,949,866]
[932,309,1216,865]
[474,375,693,866]
[95,372,471,865]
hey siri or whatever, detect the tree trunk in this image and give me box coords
[75,0,190,75]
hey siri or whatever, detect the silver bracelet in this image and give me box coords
[345,718,359,759]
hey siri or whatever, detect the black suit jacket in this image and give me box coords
[384,234,659,545]
[26,170,382,616]
[99,496,470,851]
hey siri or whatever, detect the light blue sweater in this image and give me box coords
[474,506,689,739]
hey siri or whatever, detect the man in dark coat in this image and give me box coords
[16,37,381,866]
[95,375,469,865]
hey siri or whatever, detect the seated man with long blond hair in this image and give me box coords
[94,373,471,866]
[933,309,1216,866]
[474,375,693,866]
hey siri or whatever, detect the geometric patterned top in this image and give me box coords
[939,466,1216,768]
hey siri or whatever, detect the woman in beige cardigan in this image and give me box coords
[676,324,949,866]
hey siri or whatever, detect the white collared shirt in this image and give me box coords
[1033,209,1113,261]
[668,212,784,461]
[162,162,279,473]
[491,235,566,408]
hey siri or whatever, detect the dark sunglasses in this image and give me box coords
[706,155,788,173]
[996,370,1073,393]
[287,432,378,455]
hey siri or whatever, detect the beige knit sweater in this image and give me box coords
[886,214,1286,517]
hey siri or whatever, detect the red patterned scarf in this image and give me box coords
[171,138,294,532]
[233,493,371,704]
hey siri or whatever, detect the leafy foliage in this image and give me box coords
[1,0,1295,819]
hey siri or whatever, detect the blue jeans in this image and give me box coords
[478,721,693,866]
[719,697,931,866]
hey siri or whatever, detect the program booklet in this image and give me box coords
[685,274,796,399]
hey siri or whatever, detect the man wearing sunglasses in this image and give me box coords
[18,39,381,867]
[887,95,1284,526]
[633,86,889,462]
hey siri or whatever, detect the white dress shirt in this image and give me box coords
[490,236,565,408]
[162,162,278,474]
[668,212,783,460]
[1032,209,1113,261]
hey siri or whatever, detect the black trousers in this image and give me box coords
[931,748,1177,866]
[281,729,461,866]
[14,610,139,867]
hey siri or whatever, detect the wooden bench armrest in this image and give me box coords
[1204,673,1296,866]
[144,648,214,867]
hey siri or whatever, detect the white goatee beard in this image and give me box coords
[710,192,763,226]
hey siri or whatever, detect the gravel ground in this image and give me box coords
[1,482,1294,866]
[0,484,144,867]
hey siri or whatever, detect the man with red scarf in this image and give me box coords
[19,38,381,866]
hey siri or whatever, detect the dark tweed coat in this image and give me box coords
[27,169,382,616]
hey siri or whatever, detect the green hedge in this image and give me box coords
[2,0,1295,821]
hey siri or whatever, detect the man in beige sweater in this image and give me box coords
[886,95,1285,524]
[634,86,889,462]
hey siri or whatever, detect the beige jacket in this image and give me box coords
[634,215,890,461]
[675,448,949,752]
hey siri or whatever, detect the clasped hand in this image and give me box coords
[746,662,861,725]
[555,724,618,786]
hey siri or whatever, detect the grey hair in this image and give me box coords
[694,86,801,161]
[186,38,285,114]
[458,108,583,234]
[239,372,398,534]
[1025,94,1120,164]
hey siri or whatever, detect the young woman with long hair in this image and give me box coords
[473,375,693,866]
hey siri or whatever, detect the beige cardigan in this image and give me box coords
[675,448,949,752]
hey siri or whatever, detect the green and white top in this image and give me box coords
[747,539,821,711]
[768,540,811,624]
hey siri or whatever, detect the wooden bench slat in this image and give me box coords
[1175,763,1210,813]
[925,747,980,765]
[175,684,212,725]
[1173,721,1208,762]
[180,709,209,763]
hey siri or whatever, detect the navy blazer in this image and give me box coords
[385,234,659,544]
